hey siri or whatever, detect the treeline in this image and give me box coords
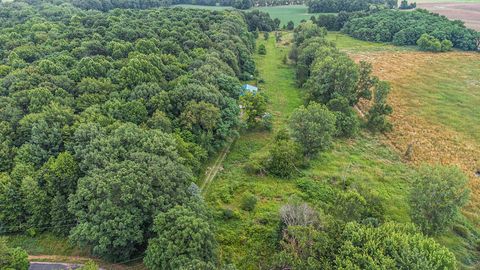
[342,9,480,51]
[307,0,397,13]
[290,21,392,136]
[0,1,257,267]
[69,0,307,10]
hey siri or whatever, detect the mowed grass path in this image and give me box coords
[205,34,423,269]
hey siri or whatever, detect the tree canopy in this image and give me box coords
[0,0,255,262]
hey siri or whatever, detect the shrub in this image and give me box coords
[410,165,470,235]
[0,239,29,270]
[241,192,258,211]
[440,39,453,51]
[258,44,266,55]
[417,34,442,52]
[265,139,302,178]
[78,261,100,270]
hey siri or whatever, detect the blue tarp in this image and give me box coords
[241,84,258,93]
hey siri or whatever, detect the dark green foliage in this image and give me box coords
[286,21,295,30]
[233,0,253,9]
[0,2,255,262]
[342,9,480,51]
[241,192,258,211]
[265,139,302,178]
[410,165,470,235]
[307,0,390,13]
[0,239,29,270]
[289,102,337,157]
[258,44,267,55]
[366,81,393,133]
[399,0,416,9]
[144,202,218,270]
[244,11,278,32]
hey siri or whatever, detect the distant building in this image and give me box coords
[241,84,258,95]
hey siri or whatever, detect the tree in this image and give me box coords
[410,165,470,235]
[0,239,29,270]
[239,92,267,128]
[289,102,336,157]
[265,139,302,178]
[286,21,295,30]
[144,204,217,270]
[366,81,393,133]
[258,44,267,55]
[305,50,359,105]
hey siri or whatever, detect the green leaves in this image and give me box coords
[144,204,217,270]
[409,165,470,235]
[289,102,337,157]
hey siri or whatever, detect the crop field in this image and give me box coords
[417,2,480,30]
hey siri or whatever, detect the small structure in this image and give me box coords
[241,84,258,95]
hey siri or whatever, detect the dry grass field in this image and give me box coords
[350,51,480,225]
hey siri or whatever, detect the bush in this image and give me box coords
[241,192,258,211]
[417,34,442,52]
[410,165,470,235]
[78,261,100,270]
[258,44,267,55]
[440,39,453,51]
[265,139,303,178]
[0,239,29,270]
[222,208,238,220]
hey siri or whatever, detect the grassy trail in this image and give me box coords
[255,36,303,128]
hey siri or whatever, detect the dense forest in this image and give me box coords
[0,0,260,267]
[307,0,397,13]
[342,9,480,51]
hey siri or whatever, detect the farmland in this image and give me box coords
[417,2,480,30]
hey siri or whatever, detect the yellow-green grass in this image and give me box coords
[326,31,416,52]
[4,234,90,256]
[204,34,437,269]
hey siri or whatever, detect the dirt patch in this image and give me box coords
[351,51,480,224]
[417,2,480,31]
